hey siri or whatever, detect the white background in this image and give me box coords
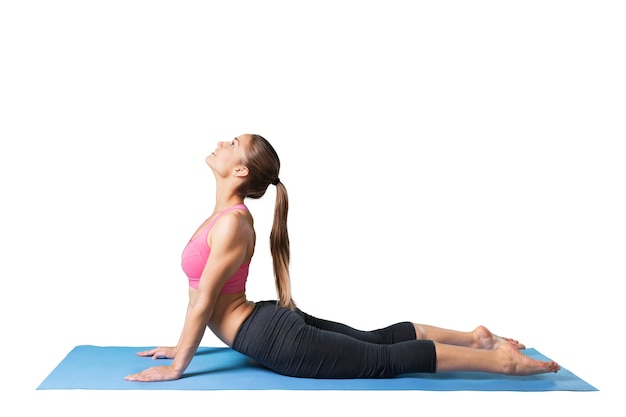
[1,1,624,415]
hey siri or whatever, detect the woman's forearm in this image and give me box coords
[171,302,213,375]
[175,303,193,349]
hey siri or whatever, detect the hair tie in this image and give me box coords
[271,177,280,186]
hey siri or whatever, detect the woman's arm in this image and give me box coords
[171,213,252,375]
[125,212,251,382]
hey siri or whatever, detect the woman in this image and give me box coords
[125,134,560,382]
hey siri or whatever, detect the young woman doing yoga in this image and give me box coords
[125,134,560,382]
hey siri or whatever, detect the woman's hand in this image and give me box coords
[125,365,181,382]
[135,346,177,359]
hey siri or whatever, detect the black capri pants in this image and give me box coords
[232,300,437,378]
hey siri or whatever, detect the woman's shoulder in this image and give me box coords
[212,208,254,235]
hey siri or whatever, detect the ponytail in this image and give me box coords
[239,134,296,310]
[270,181,296,310]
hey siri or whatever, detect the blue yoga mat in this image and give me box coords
[37,345,597,391]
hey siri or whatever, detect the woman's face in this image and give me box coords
[206,134,251,178]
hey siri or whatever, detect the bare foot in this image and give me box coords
[473,325,526,350]
[498,342,560,375]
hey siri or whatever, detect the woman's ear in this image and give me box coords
[233,165,249,178]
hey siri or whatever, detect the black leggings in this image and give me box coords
[232,300,436,378]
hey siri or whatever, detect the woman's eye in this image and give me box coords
[230,142,235,147]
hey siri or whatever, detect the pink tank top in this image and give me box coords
[181,204,250,293]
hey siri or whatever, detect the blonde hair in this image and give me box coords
[239,134,296,310]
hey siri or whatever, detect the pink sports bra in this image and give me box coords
[181,204,250,293]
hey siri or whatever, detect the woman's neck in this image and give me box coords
[212,178,245,212]
[213,193,244,213]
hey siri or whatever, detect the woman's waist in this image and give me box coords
[207,293,256,346]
